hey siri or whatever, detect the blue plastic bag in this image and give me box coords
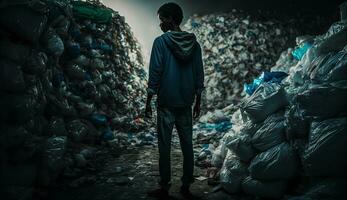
[198,121,232,132]
[90,114,107,126]
[101,127,114,141]
[292,42,313,60]
[244,71,288,95]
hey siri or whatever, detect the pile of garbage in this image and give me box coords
[184,10,332,112]
[0,0,148,197]
[210,4,347,199]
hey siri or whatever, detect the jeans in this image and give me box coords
[156,106,194,188]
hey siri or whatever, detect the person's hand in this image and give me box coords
[145,103,152,118]
[193,103,200,119]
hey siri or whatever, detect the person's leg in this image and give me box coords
[156,106,175,189]
[174,107,194,189]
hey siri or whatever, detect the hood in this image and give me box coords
[162,31,197,62]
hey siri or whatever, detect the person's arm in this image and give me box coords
[145,38,163,118]
[193,43,205,119]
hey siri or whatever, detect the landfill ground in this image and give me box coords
[45,132,252,200]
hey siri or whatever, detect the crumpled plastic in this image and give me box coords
[244,71,288,95]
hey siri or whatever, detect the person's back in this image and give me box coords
[145,2,204,199]
[148,31,204,107]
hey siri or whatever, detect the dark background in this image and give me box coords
[103,0,345,63]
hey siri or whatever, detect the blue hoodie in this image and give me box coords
[147,31,204,108]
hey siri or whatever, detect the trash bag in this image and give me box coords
[220,151,248,193]
[241,82,288,123]
[65,40,81,60]
[46,94,77,117]
[54,17,70,38]
[101,126,114,141]
[0,59,25,92]
[316,27,347,55]
[199,109,229,123]
[71,1,113,23]
[211,142,227,168]
[90,114,108,126]
[71,55,90,67]
[0,5,47,43]
[226,134,256,162]
[310,50,347,83]
[45,136,67,173]
[238,120,260,136]
[47,117,68,136]
[244,71,288,95]
[75,102,95,117]
[242,176,288,199]
[66,120,89,142]
[0,37,31,64]
[44,29,64,57]
[249,143,299,180]
[287,178,347,200]
[64,64,86,80]
[303,118,347,177]
[292,42,313,60]
[252,113,285,151]
[23,51,48,75]
[295,81,347,119]
[285,105,310,140]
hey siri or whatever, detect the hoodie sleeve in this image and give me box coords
[195,43,205,95]
[147,38,163,95]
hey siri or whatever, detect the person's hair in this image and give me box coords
[157,2,183,25]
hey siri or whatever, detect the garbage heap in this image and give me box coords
[210,9,347,200]
[184,10,331,112]
[0,0,147,197]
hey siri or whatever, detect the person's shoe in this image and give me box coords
[180,186,201,200]
[147,188,169,198]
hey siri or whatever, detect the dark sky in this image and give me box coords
[103,0,345,63]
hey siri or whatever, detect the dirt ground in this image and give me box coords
[46,133,253,200]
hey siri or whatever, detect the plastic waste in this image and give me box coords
[90,114,108,126]
[47,117,68,136]
[241,82,288,123]
[295,81,347,119]
[251,113,285,151]
[220,151,248,193]
[66,120,89,142]
[292,42,313,60]
[45,136,67,172]
[198,121,232,132]
[226,134,255,162]
[303,118,347,177]
[309,50,347,83]
[244,71,288,95]
[45,29,65,57]
[71,1,113,23]
[284,105,309,140]
[242,176,288,199]
[101,127,114,141]
[249,143,299,180]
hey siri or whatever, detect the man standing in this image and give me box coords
[145,2,204,198]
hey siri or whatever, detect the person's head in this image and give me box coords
[157,2,183,32]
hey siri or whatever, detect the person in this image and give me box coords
[145,2,204,199]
